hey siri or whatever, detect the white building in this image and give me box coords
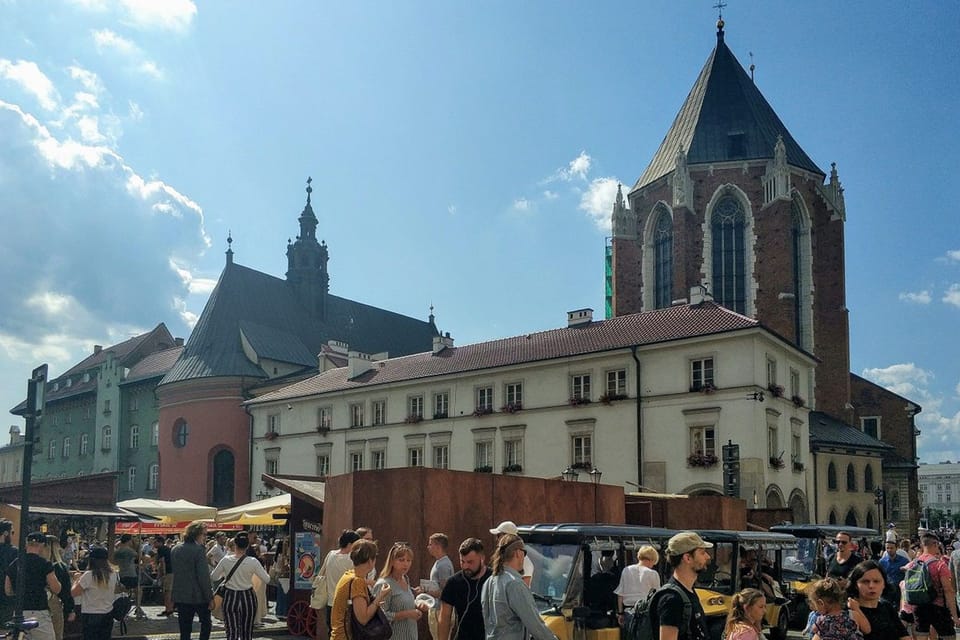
[247,300,816,521]
[918,463,960,525]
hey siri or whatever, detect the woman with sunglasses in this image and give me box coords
[374,543,428,640]
[481,534,558,640]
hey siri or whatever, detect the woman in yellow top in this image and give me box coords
[330,540,391,640]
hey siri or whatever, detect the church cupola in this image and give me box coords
[286,177,330,319]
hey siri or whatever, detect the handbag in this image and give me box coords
[310,551,332,609]
[212,557,247,619]
[348,581,393,640]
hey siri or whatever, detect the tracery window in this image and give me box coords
[653,208,673,308]
[711,196,746,314]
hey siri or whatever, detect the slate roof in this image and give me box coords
[249,301,762,404]
[632,31,823,192]
[122,345,185,385]
[808,411,893,452]
[161,262,437,385]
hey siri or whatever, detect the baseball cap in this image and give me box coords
[490,521,519,536]
[26,532,46,544]
[89,547,108,560]
[667,531,713,556]
[887,523,896,529]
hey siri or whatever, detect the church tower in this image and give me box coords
[286,177,330,319]
[611,18,851,420]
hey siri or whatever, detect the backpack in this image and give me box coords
[626,583,692,640]
[903,558,937,605]
[111,593,133,635]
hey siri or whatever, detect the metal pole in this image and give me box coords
[14,365,46,623]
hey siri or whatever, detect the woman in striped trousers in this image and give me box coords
[211,533,271,640]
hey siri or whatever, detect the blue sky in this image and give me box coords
[1,1,958,463]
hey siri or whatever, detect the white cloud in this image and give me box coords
[512,198,531,212]
[861,363,933,400]
[169,259,217,295]
[76,114,107,143]
[899,290,931,304]
[173,297,199,329]
[67,66,104,95]
[127,100,144,121]
[26,292,79,317]
[956,380,960,398]
[543,190,558,200]
[946,250,960,263]
[447,204,457,216]
[138,60,164,80]
[943,284,960,308]
[118,0,197,32]
[92,29,139,56]
[0,59,60,111]
[578,177,621,231]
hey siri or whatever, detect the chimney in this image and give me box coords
[8,425,21,445]
[348,351,375,378]
[567,308,594,328]
[175,337,184,347]
[432,332,454,354]
[689,285,714,306]
[93,345,102,354]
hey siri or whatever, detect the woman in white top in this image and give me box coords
[615,545,661,630]
[211,533,270,640]
[70,547,119,640]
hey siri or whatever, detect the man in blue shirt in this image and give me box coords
[879,540,909,603]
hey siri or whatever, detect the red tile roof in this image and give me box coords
[249,302,759,404]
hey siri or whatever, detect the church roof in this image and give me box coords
[633,30,823,191]
[161,262,437,385]
[249,301,768,404]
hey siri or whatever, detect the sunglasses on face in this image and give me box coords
[835,540,848,545]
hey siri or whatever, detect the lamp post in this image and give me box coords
[874,487,885,536]
[561,467,579,482]
[589,468,602,523]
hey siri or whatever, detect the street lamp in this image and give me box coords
[874,487,885,536]
[589,468,603,485]
[561,467,579,482]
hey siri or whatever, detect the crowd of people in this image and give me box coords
[0,519,289,640]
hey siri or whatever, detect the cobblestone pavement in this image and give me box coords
[116,602,290,640]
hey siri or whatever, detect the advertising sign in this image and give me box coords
[294,530,321,590]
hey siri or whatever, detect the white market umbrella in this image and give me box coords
[117,498,218,524]
[215,493,291,525]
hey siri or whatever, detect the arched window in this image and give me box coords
[173,418,189,448]
[151,422,159,447]
[845,508,858,527]
[653,208,673,309]
[212,449,235,507]
[864,464,874,491]
[130,425,140,449]
[101,425,112,450]
[866,510,875,531]
[827,462,837,490]
[846,463,857,491]
[148,464,159,491]
[711,196,746,313]
[791,195,812,349]
[828,509,837,525]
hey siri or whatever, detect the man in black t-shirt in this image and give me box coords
[438,537,491,640]
[826,531,862,587]
[0,520,19,627]
[4,532,60,640]
[652,532,711,640]
[153,535,175,616]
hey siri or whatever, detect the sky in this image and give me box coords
[0,1,958,463]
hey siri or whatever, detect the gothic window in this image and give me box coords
[827,462,837,490]
[710,196,746,314]
[828,509,837,525]
[845,508,858,527]
[864,464,875,491]
[653,208,673,309]
[791,195,813,350]
[846,463,857,491]
[211,449,235,507]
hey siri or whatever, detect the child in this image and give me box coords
[803,605,820,640]
[810,577,864,640]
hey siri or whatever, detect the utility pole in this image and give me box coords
[13,365,46,622]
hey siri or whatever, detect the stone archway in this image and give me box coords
[211,448,235,507]
[788,489,809,524]
[765,485,785,509]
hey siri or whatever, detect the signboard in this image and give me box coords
[294,530,321,591]
[115,521,243,535]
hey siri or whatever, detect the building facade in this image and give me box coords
[8,324,182,500]
[609,21,920,527]
[918,463,960,528]
[247,302,816,522]
[157,182,438,507]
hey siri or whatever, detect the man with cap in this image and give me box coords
[0,519,19,626]
[651,532,711,640]
[490,521,533,587]
[4,531,61,640]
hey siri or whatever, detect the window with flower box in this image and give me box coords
[571,434,592,467]
[350,403,364,428]
[690,358,715,391]
[372,449,386,470]
[766,357,778,388]
[790,369,801,399]
[350,451,364,472]
[408,447,424,467]
[570,374,591,402]
[606,369,627,396]
[504,439,523,471]
[268,413,281,435]
[433,392,449,419]
[476,387,494,413]
[474,440,494,471]
[504,382,523,409]
[372,400,387,426]
[408,396,424,421]
[689,426,716,458]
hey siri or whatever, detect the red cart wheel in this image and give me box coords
[287,600,317,638]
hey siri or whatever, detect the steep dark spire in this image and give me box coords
[632,29,823,191]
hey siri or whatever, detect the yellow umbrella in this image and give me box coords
[215,493,291,525]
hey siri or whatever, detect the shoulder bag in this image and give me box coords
[212,557,247,620]
[348,578,392,640]
[311,550,333,609]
